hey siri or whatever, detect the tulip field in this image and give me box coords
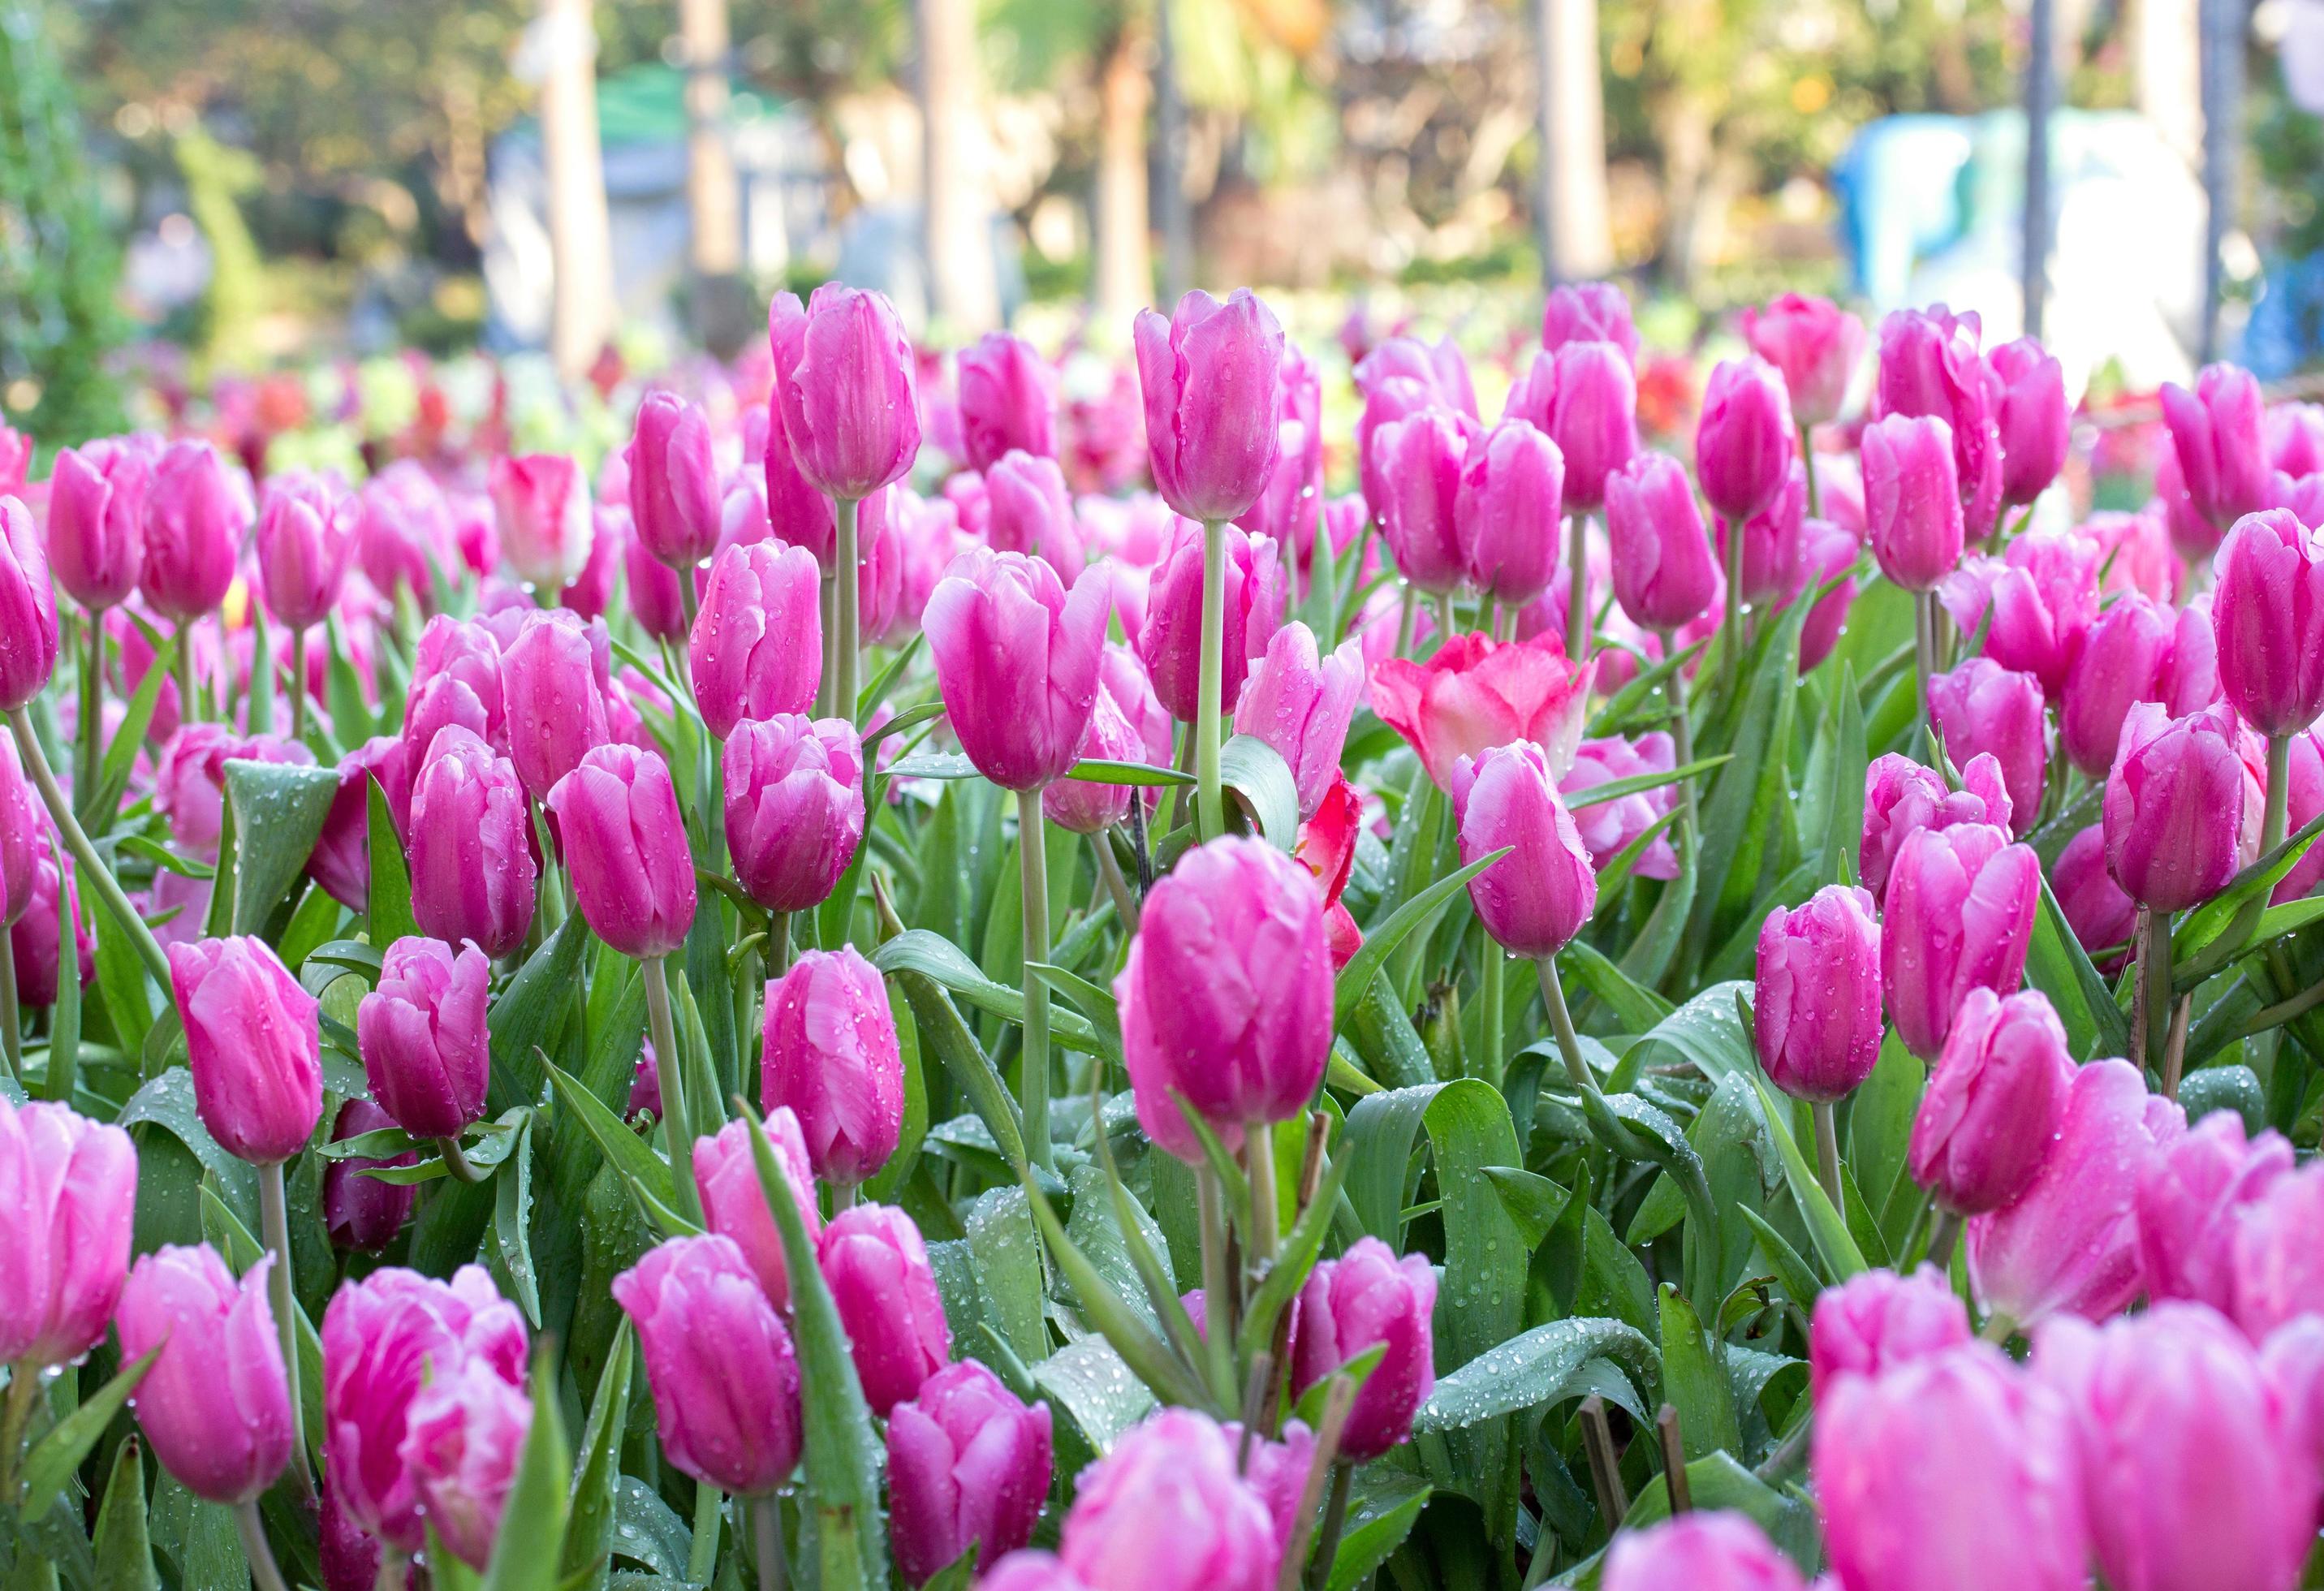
[5,279,2324,1591]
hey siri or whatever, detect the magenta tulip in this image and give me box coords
[1909,987,2076,1215]
[408,726,537,959]
[1042,688,1146,835]
[2162,363,2271,535]
[1505,342,1638,513]
[1862,413,1965,592]
[1369,407,1473,594]
[1542,282,1640,362]
[306,735,412,914]
[2277,727,2324,903]
[692,1111,821,1309]
[888,1359,1054,1584]
[1603,1512,1806,1591]
[777,284,921,501]
[1874,305,2004,536]
[761,947,903,1185]
[1990,338,2069,508]
[1372,631,1596,791]
[1140,516,1285,722]
[0,498,58,714]
[399,1356,532,1570]
[1563,733,1681,881]
[1858,751,2013,900]
[2054,822,2137,972]
[1057,1409,1279,1591]
[489,452,594,591]
[1116,836,1333,1160]
[255,471,357,630]
[0,1097,136,1369]
[1720,458,1804,606]
[498,608,610,804]
[2210,507,2324,737]
[8,848,89,1008]
[984,450,1084,571]
[979,1554,1095,1591]
[1290,1235,1437,1462]
[170,935,321,1164]
[1232,621,1365,821]
[1740,292,1863,425]
[1808,1265,1971,1403]
[925,547,1109,790]
[45,442,148,611]
[2061,593,2177,778]
[1795,515,1861,673]
[1696,356,1795,525]
[140,441,243,622]
[1969,528,2101,701]
[1605,452,1719,632]
[627,390,721,567]
[722,714,864,912]
[622,514,689,641]
[2136,1111,2293,1316]
[1451,741,1599,959]
[358,937,491,1140]
[1754,885,1882,1102]
[1454,417,1565,606]
[546,743,695,959]
[690,539,824,739]
[1356,334,1479,416]
[1967,1058,2184,1326]
[1881,822,2039,1059]
[323,1097,416,1253]
[2102,701,2246,912]
[958,331,1058,472]
[1926,658,2047,835]
[615,1235,803,1496]
[115,1245,292,1503]
[818,1203,951,1416]
[1135,289,1286,523]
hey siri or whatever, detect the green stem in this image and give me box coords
[1567,513,1590,659]
[8,708,173,989]
[2140,908,2175,1079]
[257,1160,313,1501]
[1913,591,1938,760]
[371,1552,410,1591]
[1799,423,1820,520]
[1196,518,1228,840]
[0,1365,41,1503]
[1394,584,1417,659]
[1246,1119,1278,1266]
[644,955,703,1222]
[1479,942,1505,1091]
[175,619,198,726]
[1926,1208,1964,1270]
[752,1494,786,1591]
[830,1180,860,1214]
[1812,1100,1844,1214]
[814,577,837,716]
[1434,591,1456,650]
[0,948,18,1088]
[437,1135,487,1184]
[1536,954,1594,1101]
[768,911,792,977]
[1665,640,1699,866]
[1304,1463,1356,1591]
[2263,733,2292,856]
[76,611,103,799]
[1093,833,1140,932]
[688,1485,724,1585]
[1718,515,1744,699]
[236,1502,291,1591]
[834,495,860,722]
[1197,1165,1238,1404]
[1018,789,1054,1173]
[288,626,308,746]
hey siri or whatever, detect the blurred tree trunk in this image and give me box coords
[681,0,739,277]
[1093,20,1154,330]
[1654,88,1741,293]
[2132,0,2205,165]
[1155,0,1194,300]
[918,0,1002,334]
[1533,0,1614,282]
[540,0,616,377]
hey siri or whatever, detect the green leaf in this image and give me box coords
[1326,1473,1431,1591]
[218,757,341,936]
[1063,757,1196,787]
[17,1348,159,1519]
[84,632,175,833]
[871,929,1106,1057]
[41,839,80,1104]
[2171,809,2324,980]
[1624,979,1757,1087]
[1561,941,1674,1033]
[1334,849,1507,1026]
[558,1321,635,1591]
[1658,1283,1741,1459]
[1564,754,1733,810]
[488,920,589,1114]
[544,1060,695,1237]
[1748,1075,1866,1281]
[480,1353,572,1591]
[2026,869,2132,1061]
[494,1115,541,1327]
[366,773,418,946]
[92,1434,158,1591]
[1218,733,1300,848]
[1688,597,1808,952]
[882,959,1028,1171]
[1236,1141,1355,1365]
[1021,1169,1216,1411]
[965,1186,1050,1368]
[1035,1335,1162,1457]
[1411,1317,1659,1434]
[1736,1205,1827,1304]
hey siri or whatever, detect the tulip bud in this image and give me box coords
[321,1265,529,1552]
[399,1356,532,1571]
[255,471,357,630]
[1605,452,1719,632]
[1966,1058,2184,1326]
[0,497,58,714]
[1232,622,1365,821]
[1754,885,1882,1101]
[1926,658,2048,834]
[1966,528,2101,702]
[690,540,824,739]
[985,449,1085,572]
[170,936,322,1164]
[1561,734,1682,881]
[307,735,414,915]
[47,442,148,611]
[1042,688,1147,836]
[546,744,696,959]
[761,947,903,1185]
[409,726,537,959]
[692,1111,821,1309]
[925,547,1110,791]
[1696,356,1795,525]
[1881,822,2039,1059]
[2039,1304,2318,1591]
[1808,1265,1971,1404]
[1369,407,1473,595]
[140,442,244,621]
[2051,824,2137,977]
[1372,632,1596,791]
[958,332,1058,473]
[2135,1111,2293,1317]
[2102,701,2245,912]
[2161,363,2270,534]
[9,847,90,1008]
[1451,741,1599,959]
[1986,338,2068,507]
[1136,289,1286,523]
[1858,751,2012,901]
[115,1245,292,1504]
[627,390,722,568]
[777,284,921,501]
[2061,593,2176,778]
[1118,837,1333,1161]
[1910,987,2076,1215]
[888,1360,1054,1584]
[358,937,492,1140]
[498,609,610,804]
[489,453,594,590]
[1603,1511,1806,1591]
[1455,417,1565,606]
[324,1097,417,1253]
[1795,515,1862,674]
[1877,306,2005,528]
[0,1097,136,1369]
[1543,282,1640,362]
[722,714,864,912]
[618,511,690,642]
[1140,518,1286,722]
[818,1203,951,1416]
[1813,1343,2087,1591]
[2210,507,2324,737]
[615,1235,804,1495]
[1058,1410,1279,1591]
[1290,1235,1437,1462]
[1740,292,1864,425]
[1863,414,1965,591]
[1505,343,1637,512]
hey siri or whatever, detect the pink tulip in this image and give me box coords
[1808,1265,1971,1403]
[0,1097,136,1369]
[818,1203,952,1416]
[1058,1409,1278,1591]
[1858,751,2013,900]
[1873,306,2003,537]
[2039,1303,2318,1591]
[1454,417,1565,606]
[1140,517,1285,720]
[1755,885,1882,1101]
[404,614,509,763]
[1814,1343,2085,1591]
[2051,824,2136,975]
[1794,516,1861,673]
[761,947,903,1185]
[2274,727,2324,903]
[1740,292,1863,425]
[1542,282,1640,364]
[957,331,1058,472]
[690,539,824,739]
[1451,741,1599,959]
[985,450,1086,572]
[627,390,722,567]
[1881,821,2039,1059]
[614,1235,803,1496]
[546,743,696,959]
[2161,363,2271,535]
[1696,356,1795,525]
[1355,377,1440,524]
[255,471,357,630]
[1136,289,1287,523]
[1369,407,1474,594]
[1233,622,1365,821]
[1603,1511,1806,1591]
[46,442,149,610]
[1117,836,1333,1161]
[2230,1162,2324,1339]
[8,847,90,1008]
[1968,1058,2184,1326]
[114,1245,292,1504]
[0,497,58,714]
[723,714,864,912]
[925,547,1109,791]
[1042,688,1147,835]
[1563,733,1682,881]
[1505,342,1637,513]
[979,1554,1097,1591]
[1371,631,1596,791]
[1862,414,1964,592]
[2061,593,2180,778]
[2136,1111,2293,1317]
[170,935,322,1164]
[306,734,413,915]
[399,1356,532,1570]
[408,726,537,959]
[887,1360,1054,1583]
[1989,338,2068,508]
[1718,458,1806,607]
[2211,507,2324,737]
[489,453,594,590]
[1290,1235,1437,1462]
[1968,528,2101,701]
[1356,334,1479,416]
[1909,986,2076,1214]
[140,441,244,621]
[323,1097,416,1253]
[498,608,610,804]
[358,937,492,1140]
[1926,658,2047,835]
[1605,451,1719,632]
[692,1111,821,1309]
[2102,701,2246,912]
[777,284,921,501]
